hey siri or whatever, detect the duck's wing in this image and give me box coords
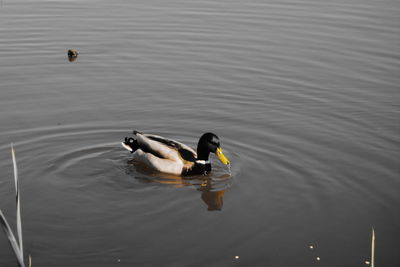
[134,132,197,162]
[132,149,185,175]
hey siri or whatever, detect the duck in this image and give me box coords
[121,131,230,176]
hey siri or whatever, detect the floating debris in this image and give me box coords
[365,260,370,265]
[67,49,79,62]
[309,245,314,249]
[234,256,240,259]
[316,257,320,261]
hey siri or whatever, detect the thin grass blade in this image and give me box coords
[12,144,24,260]
[0,210,26,267]
[371,228,375,267]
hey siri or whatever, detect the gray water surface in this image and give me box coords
[1,0,399,266]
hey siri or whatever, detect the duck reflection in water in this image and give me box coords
[127,160,230,211]
[198,178,226,211]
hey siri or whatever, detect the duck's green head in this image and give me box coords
[197,133,230,165]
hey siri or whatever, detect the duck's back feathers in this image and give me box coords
[127,132,199,175]
[135,132,197,162]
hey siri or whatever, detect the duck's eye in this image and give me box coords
[208,141,216,147]
[210,141,220,147]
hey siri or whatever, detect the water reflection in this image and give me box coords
[198,178,225,211]
[127,160,230,211]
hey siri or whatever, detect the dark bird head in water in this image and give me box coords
[197,132,230,165]
[67,49,79,62]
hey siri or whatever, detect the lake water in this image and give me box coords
[0,0,399,266]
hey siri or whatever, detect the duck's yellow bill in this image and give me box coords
[216,147,230,165]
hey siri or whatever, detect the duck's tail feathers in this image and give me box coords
[122,137,140,153]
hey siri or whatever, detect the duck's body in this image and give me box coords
[122,131,229,176]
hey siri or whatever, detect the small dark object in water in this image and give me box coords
[67,49,79,62]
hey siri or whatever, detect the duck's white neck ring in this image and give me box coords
[195,160,210,164]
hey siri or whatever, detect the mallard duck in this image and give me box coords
[121,131,230,176]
